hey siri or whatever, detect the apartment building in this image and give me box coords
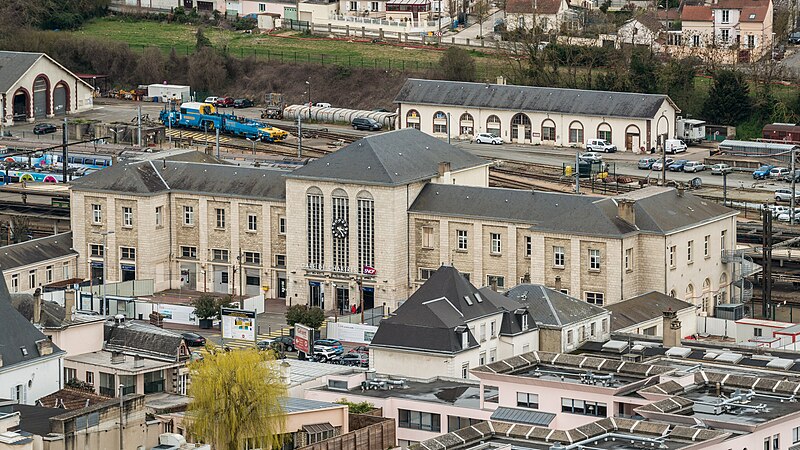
[1,232,78,294]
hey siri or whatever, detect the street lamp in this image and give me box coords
[246,137,257,155]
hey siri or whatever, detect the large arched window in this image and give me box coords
[511,113,531,141]
[541,119,556,141]
[702,278,712,313]
[597,122,612,142]
[718,273,728,304]
[357,191,375,270]
[624,124,641,152]
[486,115,501,136]
[685,283,695,305]
[306,187,324,268]
[459,112,474,136]
[433,111,448,134]
[331,189,349,272]
[33,74,50,119]
[406,109,420,130]
[568,121,584,144]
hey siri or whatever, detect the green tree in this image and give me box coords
[285,305,326,329]
[438,47,477,82]
[191,294,232,320]
[702,69,752,125]
[188,349,286,450]
[195,26,212,50]
[335,398,375,414]
[628,48,657,94]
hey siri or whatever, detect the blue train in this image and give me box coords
[160,102,288,142]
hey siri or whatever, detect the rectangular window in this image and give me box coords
[521,314,529,331]
[589,248,601,271]
[793,425,800,443]
[183,206,194,226]
[479,352,486,365]
[90,244,104,257]
[490,320,496,337]
[643,325,657,336]
[554,246,565,267]
[754,327,763,337]
[479,323,486,342]
[122,207,133,227]
[562,398,607,416]
[62,262,70,279]
[358,198,374,270]
[602,318,608,332]
[747,34,755,48]
[279,216,286,234]
[721,9,729,23]
[120,247,136,260]
[398,409,441,432]
[687,240,694,263]
[64,367,77,381]
[569,127,583,143]
[765,437,770,450]
[155,206,163,227]
[447,416,480,432]
[704,235,710,257]
[461,362,469,379]
[542,125,556,141]
[259,3,266,11]
[349,0,357,10]
[181,246,197,258]
[489,348,497,362]
[419,268,435,281]
[624,248,633,271]
[422,226,434,249]
[525,236,532,257]
[721,29,729,43]
[85,371,94,385]
[669,245,676,268]
[244,252,261,265]
[457,229,468,251]
[248,214,258,232]
[721,230,727,251]
[692,35,700,47]
[275,254,286,268]
[598,130,611,141]
[461,331,469,349]
[46,265,53,284]
[212,249,229,262]
[484,385,499,403]
[490,233,501,254]
[215,208,226,229]
[590,322,596,337]
[487,275,505,290]
[517,392,539,409]
[371,0,378,10]
[586,291,604,306]
[92,204,102,224]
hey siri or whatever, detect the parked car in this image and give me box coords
[215,97,234,107]
[753,165,775,180]
[313,339,344,355]
[579,152,603,163]
[257,336,296,352]
[349,345,369,354]
[683,161,706,173]
[340,352,369,367]
[710,163,732,175]
[668,159,689,171]
[770,205,791,218]
[33,123,58,135]
[775,189,800,202]
[777,208,800,222]
[770,167,791,179]
[785,170,800,183]
[651,158,674,171]
[585,138,617,153]
[474,133,503,145]
[314,102,332,108]
[352,117,382,131]
[790,32,800,45]
[664,139,688,154]
[233,98,254,108]
[637,157,658,169]
[203,96,218,104]
[312,346,341,363]
[181,332,206,347]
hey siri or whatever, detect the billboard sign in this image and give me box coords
[221,307,257,341]
[295,323,312,354]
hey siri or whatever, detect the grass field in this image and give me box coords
[73,18,508,76]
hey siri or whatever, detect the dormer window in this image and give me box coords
[522,314,529,331]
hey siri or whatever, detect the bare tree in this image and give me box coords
[473,0,491,39]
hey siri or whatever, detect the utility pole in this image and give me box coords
[722,169,728,205]
[137,104,142,148]
[661,145,666,186]
[761,205,773,319]
[575,151,580,194]
[62,117,68,182]
[118,384,124,450]
[791,148,797,226]
[215,125,220,159]
[238,249,243,302]
[447,113,451,144]
[297,115,303,158]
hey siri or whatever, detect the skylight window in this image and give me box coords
[749,13,756,19]
[20,347,28,356]
[474,293,483,303]
[464,296,473,306]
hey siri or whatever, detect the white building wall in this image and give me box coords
[0,356,63,405]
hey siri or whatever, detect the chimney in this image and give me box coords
[133,355,144,369]
[617,199,636,226]
[64,290,76,322]
[496,76,506,85]
[280,361,291,385]
[36,339,53,356]
[110,351,126,365]
[149,311,164,328]
[33,288,42,325]
[554,276,562,292]
[662,309,682,347]
[437,161,451,177]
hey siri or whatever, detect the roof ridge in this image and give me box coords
[404,78,671,99]
[540,285,563,327]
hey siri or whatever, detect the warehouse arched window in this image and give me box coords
[541,119,556,141]
[486,115,501,136]
[459,112,474,136]
[406,109,420,130]
[511,113,531,141]
[597,122,612,142]
[433,111,448,134]
[568,121,584,144]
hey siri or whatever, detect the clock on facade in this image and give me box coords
[331,218,349,239]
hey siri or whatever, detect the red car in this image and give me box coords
[215,97,234,107]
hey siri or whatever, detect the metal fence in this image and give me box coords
[81,279,154,297]
[337,305,386,326]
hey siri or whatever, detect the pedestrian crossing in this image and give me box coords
[165,129,231,143]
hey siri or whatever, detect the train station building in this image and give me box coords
[0,51,95,125]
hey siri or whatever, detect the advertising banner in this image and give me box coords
[221,307,257,341]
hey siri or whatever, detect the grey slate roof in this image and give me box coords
[394,78,679,119]
[11,294,102,330]
[281,397,341,413]
[286,128,488,186]
[70,160,287,201]
[370,265,534,353]
[605,291,694,331]
[103,321,187,362]
[0,51,42,93]
[0,271,64,370]
[505,284,608,328]
[0,232,76,271]
[490,407,556,426]
[409,185,736,237]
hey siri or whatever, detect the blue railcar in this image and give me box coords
[160,102,288,143]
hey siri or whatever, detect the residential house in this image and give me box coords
[0,272,64,405]
[504,0,578,33]
[504,284,611,353]
[0,232,78,294]
[370,265,538,380]
[605,291,697,336]
[616,13,664,50]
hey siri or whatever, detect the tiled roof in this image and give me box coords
[506,0,563,14]
[681,5,712,21]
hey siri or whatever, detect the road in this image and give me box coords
[453,9,503,41]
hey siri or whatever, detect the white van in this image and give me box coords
[664,139,687,154]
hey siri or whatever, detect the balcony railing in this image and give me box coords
[144,380,165,394]
[99,386,115,397]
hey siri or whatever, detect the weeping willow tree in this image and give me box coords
[188,348,286,450]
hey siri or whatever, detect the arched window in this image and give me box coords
[433,111,448,134]
[685,283,695,305]
[459,112,474,136]
[669,289,677,298]
[486,115,501,136]
[541,119,556,141]
[357,191,375,270]
[32,74,50,119]
[306,187,324,269]
[511,113,531,141]
[702,278,712,313]
[597,122,612,142]
[568,121,584,144]
[406,109,420,130]
[718,273,728,304]
[331,189,349,272]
